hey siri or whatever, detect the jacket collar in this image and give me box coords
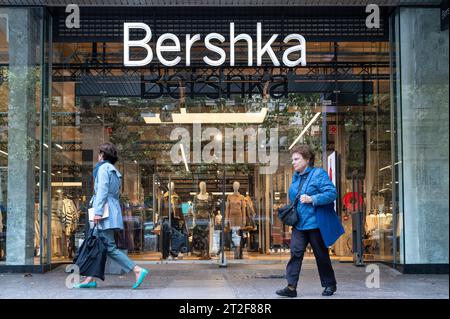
[109,164,122,178]
[294,165,314,180]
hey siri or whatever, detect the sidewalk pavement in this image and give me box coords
[0,259,448,299]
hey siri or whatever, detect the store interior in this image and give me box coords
[0,28,395,264]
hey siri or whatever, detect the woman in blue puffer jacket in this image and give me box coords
[276,144,342,298]
[74,142,149,289]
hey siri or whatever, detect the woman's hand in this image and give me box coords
[93,215,102,224]
[300,194,313,204]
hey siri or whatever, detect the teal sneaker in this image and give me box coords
[132,268,149,289]
[73,281,97,289]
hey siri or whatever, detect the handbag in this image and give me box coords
[277,174,304,226]
[277,196,300,226]
[277,168,316,226]
[73,224,107,281]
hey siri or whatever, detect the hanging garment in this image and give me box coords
[244,195,256,229]
[62,198,79,236]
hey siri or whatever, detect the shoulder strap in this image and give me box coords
[302,168,318,195]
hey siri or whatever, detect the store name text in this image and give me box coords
[123,22,306,67]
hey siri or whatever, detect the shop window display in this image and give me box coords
[48,36,394,264]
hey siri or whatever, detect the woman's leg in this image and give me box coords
[308,229,337,287]
[99,229,146,281]
[285,228,309,288]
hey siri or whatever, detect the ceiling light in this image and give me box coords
[0,150,8,156]
[289,112,321,150]
[55,144,63,150]
[141,107,268,124]
[52,182,82,187]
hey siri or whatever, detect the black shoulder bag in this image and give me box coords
[277,172,309,226]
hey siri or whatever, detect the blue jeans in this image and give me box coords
[94,228,136,273]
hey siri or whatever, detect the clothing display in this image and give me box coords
[49,195,81,258]
[214,211,222,230]
[62,198,79,236]
[225,183,247,259]
[211,230,221,255]
[192,193,214,259]
[244,194,256,230]
[160,192,184,220]
[230,226,243,259]
[366,212,393,236]
[123,213,142,252]
[193,194,214,221]
[51,210,65,257]
[225,193,246,228]
[185,203,195,230]
[159,185,188,259]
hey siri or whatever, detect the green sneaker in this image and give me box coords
[73,281,97,289]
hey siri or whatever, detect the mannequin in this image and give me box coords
[225,181,246,227]
[160,182,183,220]
[225,181,246,259]
[215,210,223,229]
[160,182,186,259]
[192,181,214,259]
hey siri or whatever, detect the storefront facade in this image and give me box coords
[0,0,448,274]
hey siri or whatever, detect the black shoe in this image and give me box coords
[322,285,337,296]
[276,286,297,298]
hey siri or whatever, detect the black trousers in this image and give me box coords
[286,228,337,288]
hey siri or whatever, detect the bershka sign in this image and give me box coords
[123,22,306,67]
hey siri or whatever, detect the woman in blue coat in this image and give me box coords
[276,144,343,297]
[74,142,149,289]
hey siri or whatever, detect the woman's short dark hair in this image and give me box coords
[290,144,315,166]
[99,142,119,164]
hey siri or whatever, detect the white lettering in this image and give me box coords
[65,4,80,29]
[257,22,280,66]
[203,33,226,66]
[156,33,181,67]
[230,22,253,66]
[122,22,306,67]
[282,34,306,67]
[123,22,153,67]
[170,125,278,175]
[170,127,191,163]
[179,303,214,317]
[365,264,381,288]
[186,34,201,66]
[366,4,380,29]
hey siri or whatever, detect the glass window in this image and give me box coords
[51,39,394,264]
